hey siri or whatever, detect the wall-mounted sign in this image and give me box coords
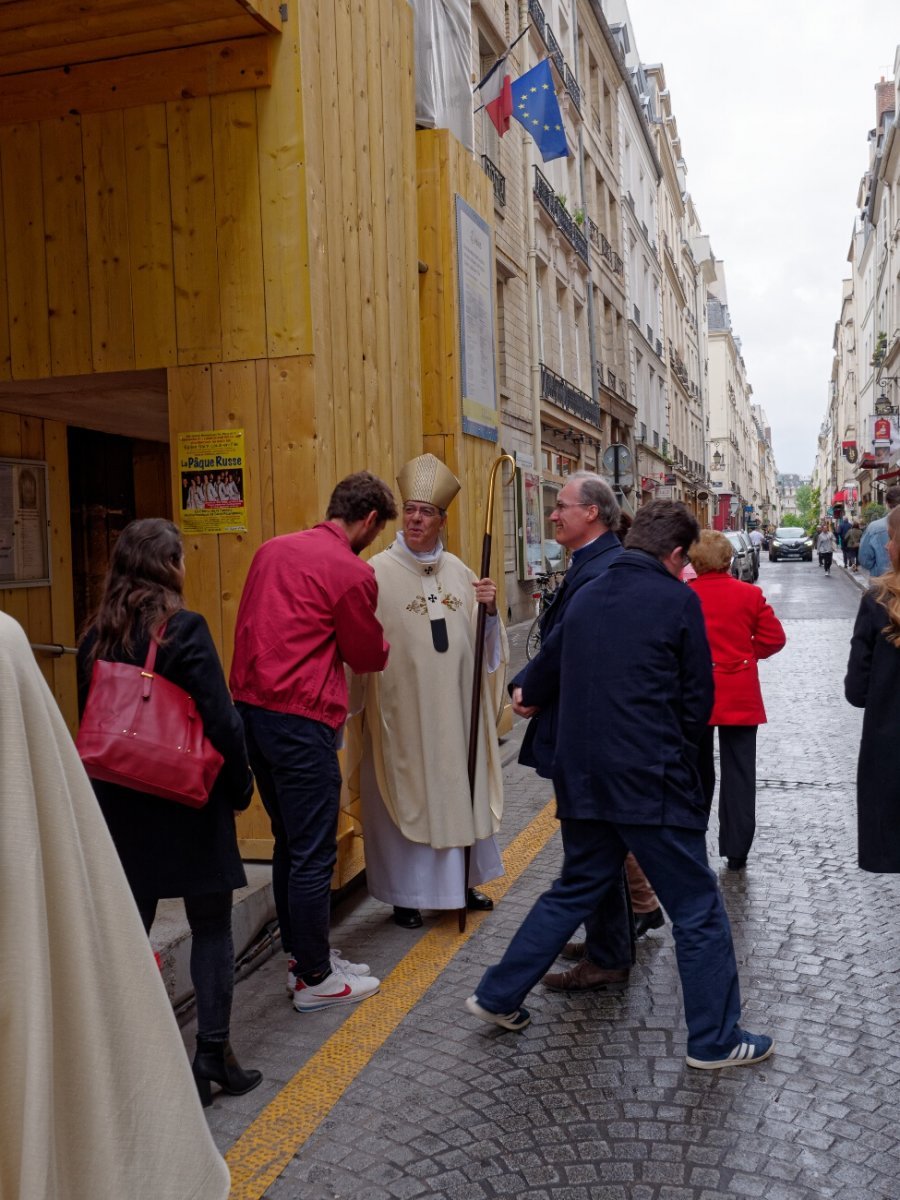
[455,195,498,443]
[0,458,50,587]
[842,440,858,463]
[177,429,247,534]
[865,415,900,468]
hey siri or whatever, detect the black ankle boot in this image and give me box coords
[192,1038,262,1107]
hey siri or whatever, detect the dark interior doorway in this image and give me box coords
[68,428,171,638]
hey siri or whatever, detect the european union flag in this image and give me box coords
[511,59,569,162]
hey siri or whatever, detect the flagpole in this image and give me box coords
[458,453,516,933]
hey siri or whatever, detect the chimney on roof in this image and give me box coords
[875,78,894,124]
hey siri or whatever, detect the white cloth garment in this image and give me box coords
[0,612,229,1200]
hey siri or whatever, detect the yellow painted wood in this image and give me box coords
[0,414,36,653]
[237,0,283,33]
[0,39,272,124]
[39,116,93,377]
[0,156,10,381]
[0,124,51,379]
[398,0,422,471]
[82,110,135,373]
[382,0,406,465]
[211,92,267,362]
[44,419,78,732]
[124,105,178,369]
[255,21,311,358]
[268,355,318,535]
[166,99,223,366]
[253,359,275,542]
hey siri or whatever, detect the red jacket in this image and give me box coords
[687,571,785,725]
[230,523,389,728]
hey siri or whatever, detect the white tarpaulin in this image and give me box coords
[412,0,474,151]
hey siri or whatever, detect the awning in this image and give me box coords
[832,491,847,503]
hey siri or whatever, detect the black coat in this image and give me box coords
[845,589,900,871]
[77,609,252,898]
[513,531,623,776]
[520,550,714,826]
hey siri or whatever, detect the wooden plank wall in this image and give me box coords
[416,130,506,609]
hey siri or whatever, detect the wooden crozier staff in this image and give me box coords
[459,453,516,932]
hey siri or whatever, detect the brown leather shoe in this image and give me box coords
[559,941,587,961]
[541,961,629,992]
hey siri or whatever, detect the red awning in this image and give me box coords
[832,490,846,503]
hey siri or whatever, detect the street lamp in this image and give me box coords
[711,449,724,471]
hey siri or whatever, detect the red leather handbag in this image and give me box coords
[76,625,224,808]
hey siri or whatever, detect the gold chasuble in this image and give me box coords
[352,538,507,850]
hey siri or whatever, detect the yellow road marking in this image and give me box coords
[226,799,560,1199]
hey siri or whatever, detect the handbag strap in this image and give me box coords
[142,621,167,676]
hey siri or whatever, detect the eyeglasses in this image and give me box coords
[403,503,441,519]
[552,501,594,512]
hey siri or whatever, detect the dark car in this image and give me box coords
[769,526,813,562]
[725,530,757,582]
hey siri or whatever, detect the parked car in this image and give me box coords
[725,530,757,582]
[769,526,814,562]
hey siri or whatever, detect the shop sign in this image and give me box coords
[178,429,247,534]
[841,440,858,463]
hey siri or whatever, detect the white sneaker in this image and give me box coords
[286,950,371,994]
[293,966,380,1012]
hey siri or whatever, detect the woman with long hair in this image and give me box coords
[845,505,900,871]
[688,529,786,870]
[77,518,261,1106]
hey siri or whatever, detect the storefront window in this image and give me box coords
[542,482,564,572]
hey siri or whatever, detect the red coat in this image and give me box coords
[687,570,786,725]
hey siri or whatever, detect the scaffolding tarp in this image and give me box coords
[412,0,474,152]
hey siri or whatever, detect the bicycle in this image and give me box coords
[525,571,564,660]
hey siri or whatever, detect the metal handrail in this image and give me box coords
[30,642,77,657]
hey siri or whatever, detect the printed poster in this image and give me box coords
[455,195,499,443]
[178,430,247,534]
[0,458,50,587]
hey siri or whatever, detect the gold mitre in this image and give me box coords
[397,453,461,511]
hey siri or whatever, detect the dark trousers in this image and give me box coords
[698,725,758,860]
[238,704,341,978]
[476,820,742,1059]
[583,868,634,968]
[820,551,833,573]
[137,892,234,1042]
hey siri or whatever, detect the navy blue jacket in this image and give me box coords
[519,550,714,827]
[512,530,622,776]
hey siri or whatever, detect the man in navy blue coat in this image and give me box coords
[511,472,634,992]
[467,501,774,1069]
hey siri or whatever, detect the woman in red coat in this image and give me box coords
[688,530,786,870]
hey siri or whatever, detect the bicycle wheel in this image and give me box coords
[525,615,542,661]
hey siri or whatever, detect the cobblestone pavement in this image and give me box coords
[198,559,900,1200]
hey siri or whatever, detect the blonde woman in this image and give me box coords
[845,505,900,871]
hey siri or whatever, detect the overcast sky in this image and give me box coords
[631,1,898,476]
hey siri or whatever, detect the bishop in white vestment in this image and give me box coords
[347,454,507,926]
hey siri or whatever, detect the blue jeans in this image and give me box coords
[476,820,742,1059]
[238,704,341,978]
[137,892,234,1042]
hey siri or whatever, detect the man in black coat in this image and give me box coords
[467,502,774,1070]
[512,472,634,992]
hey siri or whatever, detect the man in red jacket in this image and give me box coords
[231,472,397,1012]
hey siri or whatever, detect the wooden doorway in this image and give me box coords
[68,428,171,638]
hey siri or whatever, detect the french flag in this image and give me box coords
[478,56,513,136]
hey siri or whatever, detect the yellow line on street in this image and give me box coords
[225,799,560,1199]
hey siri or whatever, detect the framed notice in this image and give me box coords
[516,466,544,580]
[455,195,499,442]
[0,458,50,587]
[178,429,248,534]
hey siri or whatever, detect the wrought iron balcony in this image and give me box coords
[533,166,588,264]
[481,154,505,207]
[527,0,580,112]
[540,362,600,427]
[588,217,600,250]
[599,231,624,276]
[564,64,582,112]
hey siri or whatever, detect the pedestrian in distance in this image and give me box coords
[687,530,786,871]
[844,520,862,572]
[835,513,851,567]
[467,501,774,1070]
[231,472,397,1012]
[816,525,835,575]
[845,505,900,871]
[76,518,261,1109]
[346,453,506,929]
[859,485,900,577]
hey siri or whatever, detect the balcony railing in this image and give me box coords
[588,216,600,250]
[599,231,624,276]
[533,166,588,263]
[528,0,581,112]
[481,154,506,207]
[540,362,600,427]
